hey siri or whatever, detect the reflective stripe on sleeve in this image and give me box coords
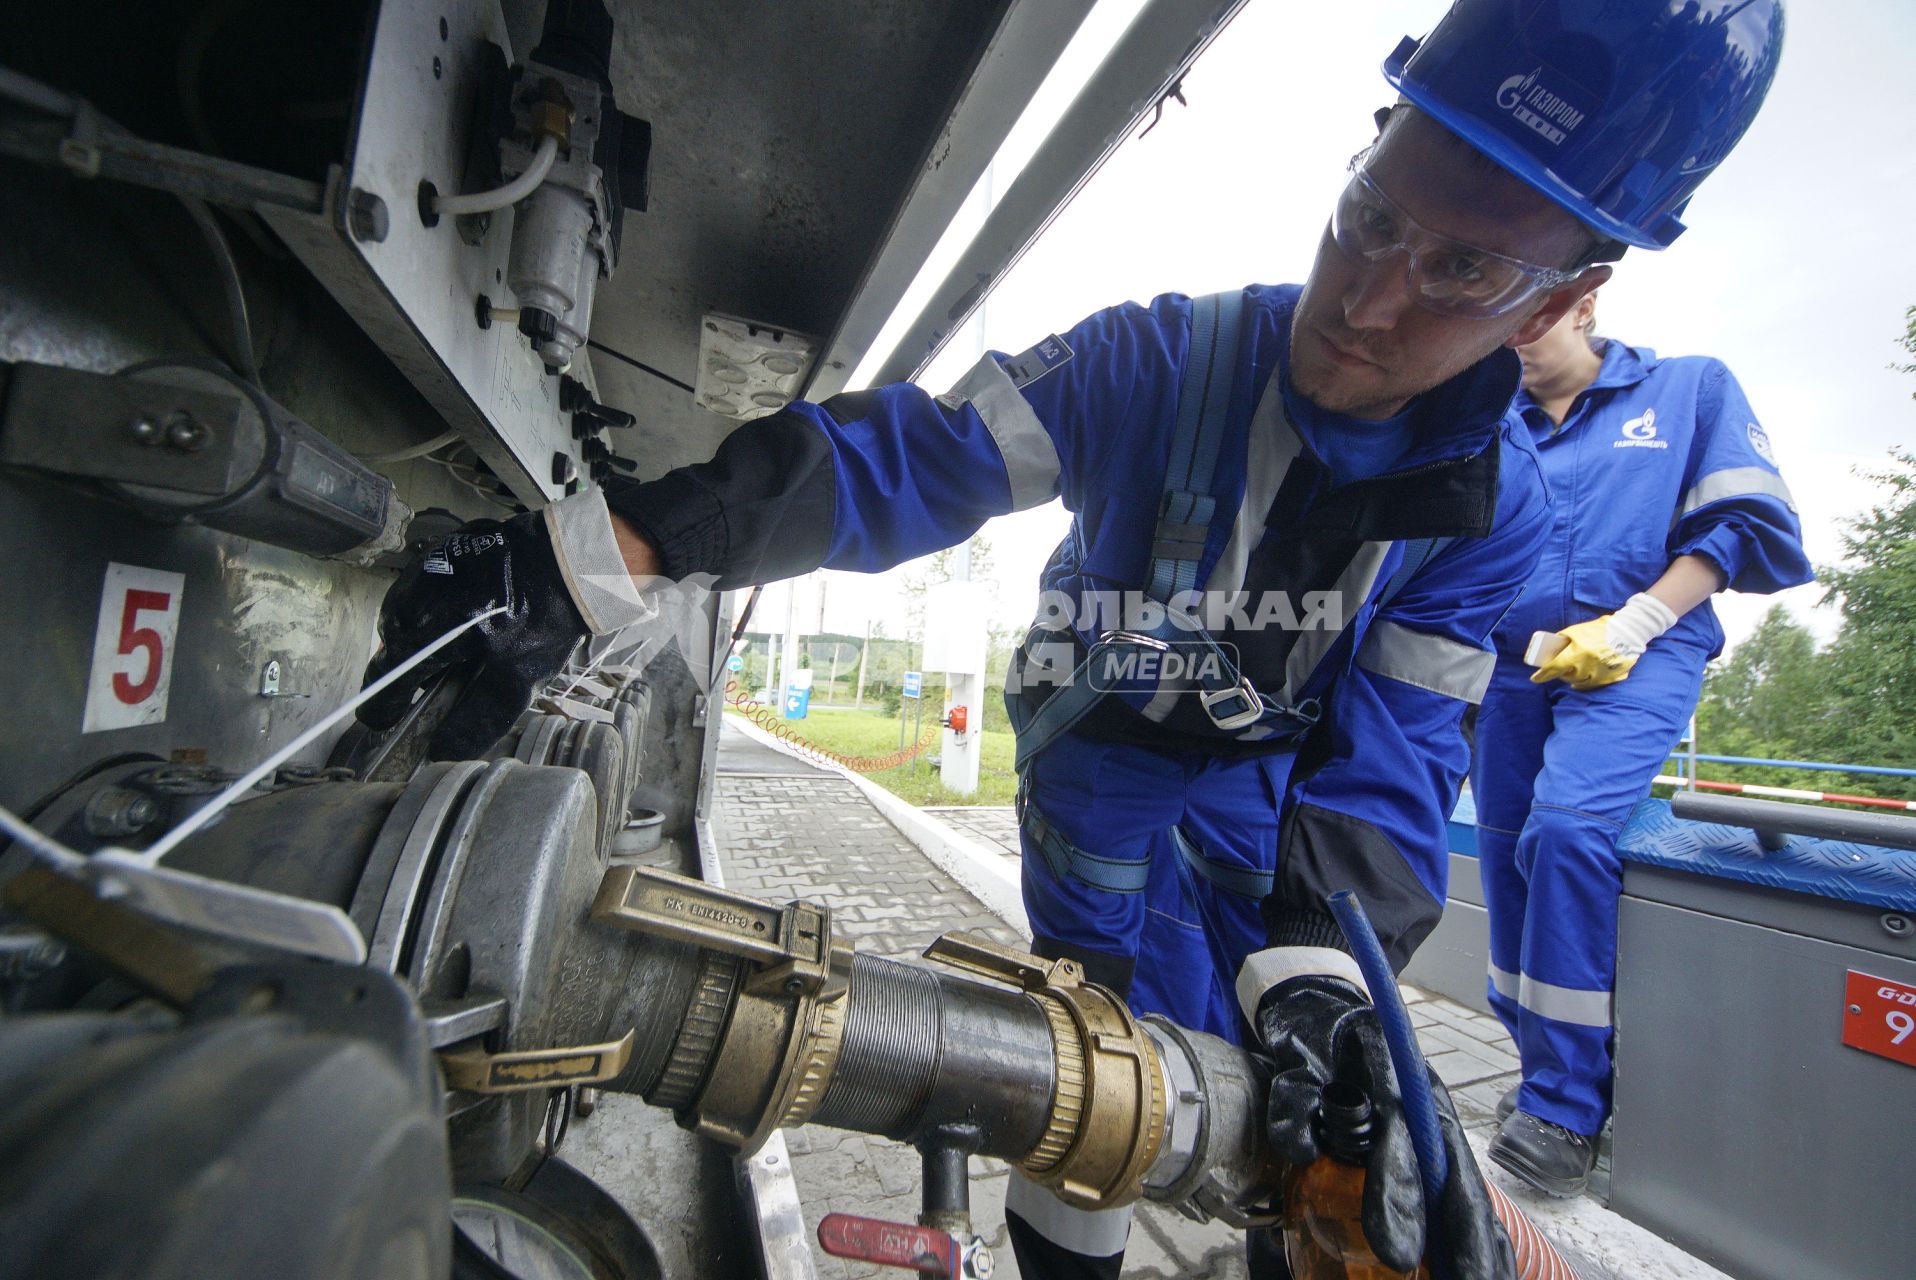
[1678,465,1797,517]
[1356,618,1496,704]
[936,354,1062,510]
[1490,964,1612,1028]
[1004,1173,1133,1256]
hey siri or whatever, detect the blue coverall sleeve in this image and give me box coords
[606,297,1187,588]
[1266,437,1552,969]
[1668,362,1813,593]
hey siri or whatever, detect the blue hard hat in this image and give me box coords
[1383,0,1786,249]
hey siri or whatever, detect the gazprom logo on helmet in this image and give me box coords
[1494,68,1587,147]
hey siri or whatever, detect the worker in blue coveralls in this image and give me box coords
[359,3,1788,1275]
[1472,293,1812,1198]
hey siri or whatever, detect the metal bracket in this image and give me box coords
[439,1027,635,1093]
[0,361,249,494]
[591,865,839,997]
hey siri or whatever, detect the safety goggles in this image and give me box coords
[1331,153,1584,318]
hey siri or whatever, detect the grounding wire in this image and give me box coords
[586,339,697,395]
[138,606,509,863]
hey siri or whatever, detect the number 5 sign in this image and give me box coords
[83,563,186,733]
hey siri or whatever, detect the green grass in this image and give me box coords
[726,704,1018,806]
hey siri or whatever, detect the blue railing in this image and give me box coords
[1671,753,1916,780]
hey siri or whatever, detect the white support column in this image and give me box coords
[930,545,985,796]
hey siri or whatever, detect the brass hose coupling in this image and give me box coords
[924,933,1167,1210]
[591,866,852,1151]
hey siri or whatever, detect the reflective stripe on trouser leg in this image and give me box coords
[1470,661,1554,1046]
[1006,1172,1131,1265]
[1499,638,1710,1136]
[1475,821,1526,1046]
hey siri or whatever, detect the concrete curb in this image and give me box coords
[720,713,1030,937]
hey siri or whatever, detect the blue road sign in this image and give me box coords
[902,671,923,699]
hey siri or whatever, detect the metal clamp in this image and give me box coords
[925,931,1167,1210]
[439,1028,635,1094]
[923,931,1081,992]
[592,865,838,997]
[593,865,852,1152]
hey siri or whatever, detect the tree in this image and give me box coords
[1693,606,1838,792]
[1685,308,1916,802]
[1808,449,1916,796]
[1894,305,1916,389]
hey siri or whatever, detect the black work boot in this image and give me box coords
[1495,1086,1519,1122]
[1489,1111,1597,1197]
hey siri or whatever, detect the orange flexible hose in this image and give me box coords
[1487,1180,1580,1279]
[723,680,940,773]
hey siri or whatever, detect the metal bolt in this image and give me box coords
[165,415,209,451]
[348,187,390,242]
[1849,1004,1864,1015]
[1883,913,1912,937]
[83,787,161,839]
[128,415,163,445]
[260,660,282,698]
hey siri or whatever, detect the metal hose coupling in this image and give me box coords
[921,932,1167,1210]
[588,868,1282,1222]
[591,865,853,1150]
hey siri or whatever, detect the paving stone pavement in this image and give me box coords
[714,754,1681,1278]
[922,805,1020,858]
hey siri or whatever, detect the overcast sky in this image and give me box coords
[783,0,1915,656]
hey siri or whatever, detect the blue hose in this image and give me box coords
[1327,891,1448,1228]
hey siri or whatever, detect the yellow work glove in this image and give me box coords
[1529,592,1678,691]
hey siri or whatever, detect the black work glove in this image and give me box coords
[1257,975,1514,1280]
[358,512,587,760]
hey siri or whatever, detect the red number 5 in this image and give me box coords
[112,589,172,705]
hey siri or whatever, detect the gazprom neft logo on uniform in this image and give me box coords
[1614,406,1668,450]
[1495,68,1587,146]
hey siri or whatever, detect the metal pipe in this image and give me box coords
[126,768,1578,1268]
[1670,791,1916,852]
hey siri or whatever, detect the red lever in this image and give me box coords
[817,1212,959,1276]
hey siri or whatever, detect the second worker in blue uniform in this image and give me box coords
[1474,292,1812,1197]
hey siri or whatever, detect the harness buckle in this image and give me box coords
[1200,679,1264,731]
[1098,629,1172,653]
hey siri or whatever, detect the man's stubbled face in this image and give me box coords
[1290,110,1601,420]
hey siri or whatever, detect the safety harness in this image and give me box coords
[1010,290,1450,899]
